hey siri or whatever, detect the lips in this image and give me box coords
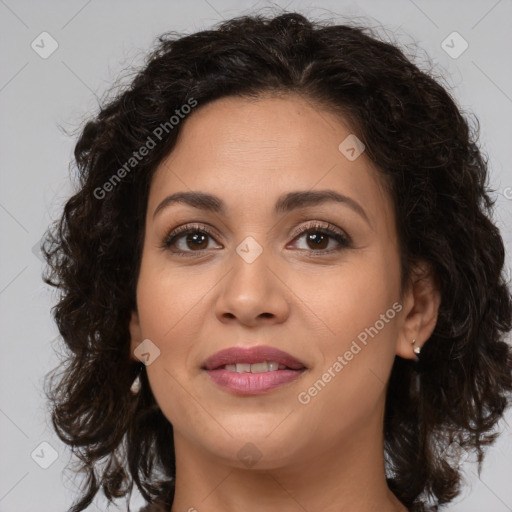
[202,345,307,395]
[202,345,306,371]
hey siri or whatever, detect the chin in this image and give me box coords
[196,424,309,470]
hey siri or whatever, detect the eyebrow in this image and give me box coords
[153,189,369,224]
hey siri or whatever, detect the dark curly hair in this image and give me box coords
[42,10,512,512]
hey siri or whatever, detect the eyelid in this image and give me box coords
[161,223,220,248]
[288,220,351,245]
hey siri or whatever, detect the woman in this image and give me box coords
[42,11,512,512]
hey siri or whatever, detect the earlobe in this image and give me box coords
[395,262,441,360]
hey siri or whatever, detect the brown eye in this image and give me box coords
[162,224,221,255]
[161,224,222,256]
[181,232,209,250]
[290,222,351,253]
[304,232,330,250]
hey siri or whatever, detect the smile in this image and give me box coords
[221,361,287,373]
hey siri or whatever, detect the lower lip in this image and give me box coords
[204,368,305,395]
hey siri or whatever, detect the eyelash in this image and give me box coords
[161,221,352,257]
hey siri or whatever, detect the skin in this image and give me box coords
[129,93,441,512]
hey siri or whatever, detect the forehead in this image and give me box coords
[148,94,394,232]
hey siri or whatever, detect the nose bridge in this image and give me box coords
[214,233,289,325]
[229,234,272,304]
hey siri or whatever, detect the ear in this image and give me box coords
[395,261,441,360]
[129,309,143,362]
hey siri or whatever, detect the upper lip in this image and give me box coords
[202,345,306,371]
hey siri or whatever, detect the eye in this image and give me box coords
[161,221,351,257]
[288,221,351,254]
[161,223,221,256]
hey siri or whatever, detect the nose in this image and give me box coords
[214,244,290,327]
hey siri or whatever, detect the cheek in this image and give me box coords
[135,251,212,342]
[135,258,205,423]
[296,279,401,441]
[305,246,401,387]
[303,252,399,340]
[134,254,207,398]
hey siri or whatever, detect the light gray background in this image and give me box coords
[1,1,511,511]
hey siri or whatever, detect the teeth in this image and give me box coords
[247,362,267,373]
[222,361,286,373]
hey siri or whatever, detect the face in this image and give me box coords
[129,93,423,469]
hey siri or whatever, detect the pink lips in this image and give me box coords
[202,345,307,395]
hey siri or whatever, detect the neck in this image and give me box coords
[169,410,407,512]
